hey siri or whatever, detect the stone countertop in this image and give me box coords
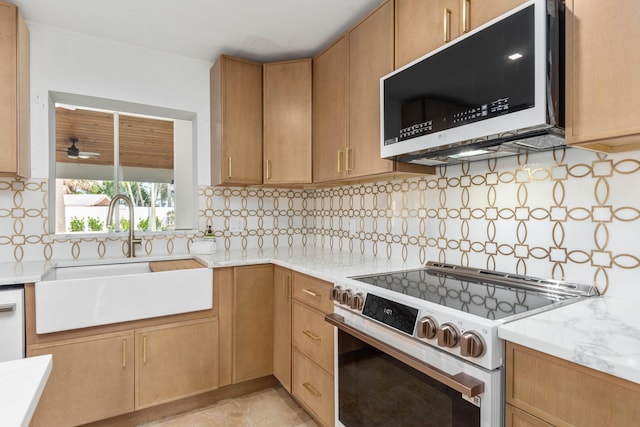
[0,355,52,427]
[195,246,423,282]
[2,248,639,386]
[498,295,640,385]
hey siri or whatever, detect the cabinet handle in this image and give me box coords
[266,159,271,180]
[143,335,147,364]
[302,330,322,341]
[337,149,343,173]
[444,8,452,42]
[0,303,16,312]
[122,338,127,368]
[283,274,291,299]
[302,288,321,298]
[345,147,353,172]
[462,0,471,34]
[303,382,322,397]
[227,157,232,179]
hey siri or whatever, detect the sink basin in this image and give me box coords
[42,262,152,281]
[35,259,213,334]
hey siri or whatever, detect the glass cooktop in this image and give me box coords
[351,263,596,321]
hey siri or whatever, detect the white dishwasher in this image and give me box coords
[0,285,25,362]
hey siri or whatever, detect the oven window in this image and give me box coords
[338,330,480,427]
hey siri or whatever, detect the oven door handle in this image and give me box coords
[325,313,485,398]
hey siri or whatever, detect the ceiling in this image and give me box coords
[10,0,382,63]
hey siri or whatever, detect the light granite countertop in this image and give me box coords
[1,247,639,386]
[498,296,640,385]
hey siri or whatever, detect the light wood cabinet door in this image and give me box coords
[292,271,334,314]
[233,264,274,382]
[263,58,312,185]
[292,300,334,374]
[135,317,218,409]
[313,36,348,183]
[273,265,292,391]
[396,0,525,68]
[0,2,29,178]
[347,0,395,178]
[30,331,135,427]
[210,55,263,185]
[506,342,640,426]
[292,348,334,427]
[566,0,640,151]
[395,0,459,67]
[506,404,554,427]
[466,0,527,30]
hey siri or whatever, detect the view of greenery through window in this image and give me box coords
[60,179,175,233]
[59,179,175,232]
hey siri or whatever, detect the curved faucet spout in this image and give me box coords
[106,194,142,258]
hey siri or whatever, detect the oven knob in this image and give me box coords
[460,331,485,358]
[417,316,438,339]
[350,293,365,310]
[330,286,342,301]
[340,289,353,306]
[437,323,459,348]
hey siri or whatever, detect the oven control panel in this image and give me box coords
[330,284,499,369]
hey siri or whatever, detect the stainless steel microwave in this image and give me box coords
[380,0,564,166]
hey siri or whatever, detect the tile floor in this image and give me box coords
[139,386,319,427]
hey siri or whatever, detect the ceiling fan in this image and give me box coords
[61,137,100,159]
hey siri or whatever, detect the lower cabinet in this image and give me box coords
[29,318,218,427]
[273,265,292,391]
[506,341,640,427]
[233,264,274,383]
[292,348,334,427]
[135,317,218,409]
[505,404,554,427]
[30,331,135,427]
[290,272,335,427]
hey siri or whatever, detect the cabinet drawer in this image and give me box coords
[292,272,333,313]
[292,348,334,427]
[292,300,334,374]
[506,404,554,427]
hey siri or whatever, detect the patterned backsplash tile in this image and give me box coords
[1,147,639,296]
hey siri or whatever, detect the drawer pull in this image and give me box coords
[303,382,322,397]
[302,330,322,341]
[0,303,16,313]
[302,288,321,298]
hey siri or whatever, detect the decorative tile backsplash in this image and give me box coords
[1,147,639,296]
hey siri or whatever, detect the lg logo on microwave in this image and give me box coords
[383,308,393,316]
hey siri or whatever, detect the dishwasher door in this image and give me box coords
[0,286,25,362]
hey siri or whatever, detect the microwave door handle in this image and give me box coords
[325,313,485,398]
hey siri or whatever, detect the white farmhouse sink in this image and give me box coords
[35,259,213,334]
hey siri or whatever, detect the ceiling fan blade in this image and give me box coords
[77,151,101,159]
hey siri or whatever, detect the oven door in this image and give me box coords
[326,311,503,427]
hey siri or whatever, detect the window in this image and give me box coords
[49,92,196,234]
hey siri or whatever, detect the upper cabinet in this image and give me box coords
[210,55,263,186]
[565,0,640,152]
[0,2,30,178]
[263,59,312,185]
[312,0,434,183]
[313,36,347,183]
[396,0,526,67]
[347,0,396,178]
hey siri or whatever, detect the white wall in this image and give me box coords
[27,22,212,185]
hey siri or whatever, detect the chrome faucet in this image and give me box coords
[106,194,142,258]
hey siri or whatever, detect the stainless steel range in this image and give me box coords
[326,262,598,427]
